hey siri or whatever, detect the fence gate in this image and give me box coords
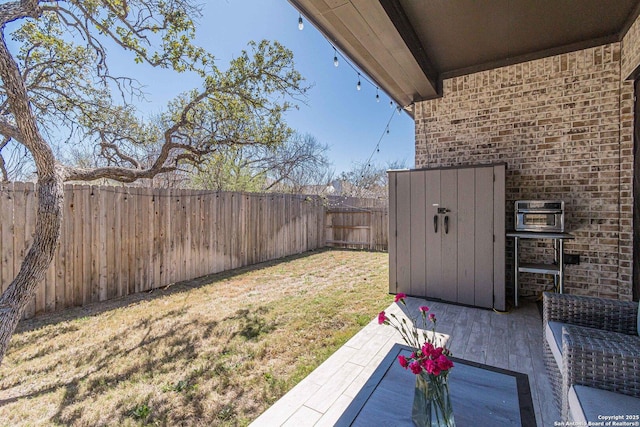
[325,208,388,251]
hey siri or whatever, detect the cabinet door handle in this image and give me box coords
[444,215,449,234]
[433,215,438,233]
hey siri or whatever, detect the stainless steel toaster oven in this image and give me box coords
[514,200,565,232]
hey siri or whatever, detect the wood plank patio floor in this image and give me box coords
[251,297,559,427]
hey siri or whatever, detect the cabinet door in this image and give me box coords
[457,168,476,305]
[410,170,427,297]
[425,170,442,298]
[474,167,495,308]
[492,164,506,311]
[395,172,412,295]
[439,169,458,302]
[388,172,397,294]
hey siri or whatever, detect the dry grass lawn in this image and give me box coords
[0,249,390,426]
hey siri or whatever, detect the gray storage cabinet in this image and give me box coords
[388,164,506,310]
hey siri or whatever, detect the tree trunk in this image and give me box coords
[0,173,63,365]
[0,12,64,365]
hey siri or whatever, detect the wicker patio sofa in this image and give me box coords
[542,292,640,422]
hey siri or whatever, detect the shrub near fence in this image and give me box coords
[0,183,326,319]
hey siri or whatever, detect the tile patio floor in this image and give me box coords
[250,297,558,427]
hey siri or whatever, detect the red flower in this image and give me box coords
[424,359,441,375]
[377,311,388,325]
[398,355,409,368]
[376,303,453,377]
[421,342,435,356]
[436,355,454,371]
[394,293,407,303]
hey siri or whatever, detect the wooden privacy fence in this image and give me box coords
[1,183,325,319]
[325,208,388,251]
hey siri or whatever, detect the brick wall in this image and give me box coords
[622,12,640,80]
[619,10,639,300]
[414,43,635,300]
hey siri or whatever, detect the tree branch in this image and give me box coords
[0,117,24,142]
[0,25,57,178]
[99,138,141,169]
[0,136,10,182]
[0,1,40,26]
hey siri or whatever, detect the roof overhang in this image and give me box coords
[289,0,640,111]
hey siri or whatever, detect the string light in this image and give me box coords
[363,109,397,169]
[293,12,407,171]
[325,41,391,99]
[295,12,409,120]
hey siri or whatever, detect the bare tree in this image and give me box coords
[190,146,268,192]
[190,133,332,193]
[0,1,306,365]
[337,160,406,199]
[262,133,333,193]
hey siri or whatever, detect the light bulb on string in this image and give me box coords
[356,73,361,91]
[362,108,395,177]
[333,48,339,67]
[298,14,304,30]
[376,87,380,102]
[390,101,394,109]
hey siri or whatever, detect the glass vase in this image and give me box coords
[412,371,455,427]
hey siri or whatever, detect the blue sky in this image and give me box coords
[108,0,415,175]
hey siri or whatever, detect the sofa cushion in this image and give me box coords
[569,385,640,424]
[545,321,565,370]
